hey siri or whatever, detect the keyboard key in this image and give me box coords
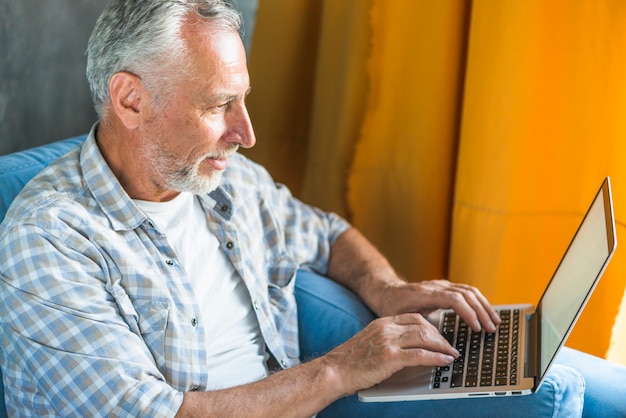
[451,372,464,388]
[438,309,519,391]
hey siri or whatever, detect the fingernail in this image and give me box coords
[493,311,502,324]
[474,320,482,331]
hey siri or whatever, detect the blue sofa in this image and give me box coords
[0,137,375,417]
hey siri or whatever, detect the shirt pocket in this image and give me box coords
[267,253,299,358]
[134,298,170,371]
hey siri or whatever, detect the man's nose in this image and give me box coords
[225,101,256,149]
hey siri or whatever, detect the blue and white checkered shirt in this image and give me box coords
[0,128,350,417]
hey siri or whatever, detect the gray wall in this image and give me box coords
[0,1,106,155]
[0,0,257,156]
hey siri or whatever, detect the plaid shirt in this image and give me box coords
[0,129,350,417]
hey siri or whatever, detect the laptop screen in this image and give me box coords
[537,178,616,379]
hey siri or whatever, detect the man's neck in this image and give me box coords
[95,121,180,202]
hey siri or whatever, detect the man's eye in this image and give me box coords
[203,103,228,116]
[215,100,234,112]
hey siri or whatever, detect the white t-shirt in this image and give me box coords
[135,192,269,389]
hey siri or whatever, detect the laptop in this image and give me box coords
[359,177,617,402]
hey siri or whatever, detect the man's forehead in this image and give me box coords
[182,24,246,71]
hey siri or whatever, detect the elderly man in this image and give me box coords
[1,1,624,417]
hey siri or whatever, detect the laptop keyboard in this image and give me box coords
[433,309,520,389]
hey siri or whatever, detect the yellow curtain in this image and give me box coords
[245,0,372,219]
[347,1,471,281]
[450,0,626,363]
[244,0,324,196]
[247,0,626,364]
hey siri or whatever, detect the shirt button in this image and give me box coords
[253,300,260,311]
[190,386,199,392]
[226,241,234,250]
[166,259,175,266]
[281,359,288,368]
[220,205,229,212]
[191,318,198,327]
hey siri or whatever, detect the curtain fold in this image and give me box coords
[347,1,471,281]
[301,0,372,218]
[244,0,324,195]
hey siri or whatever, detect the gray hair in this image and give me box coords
[86,0,242,117]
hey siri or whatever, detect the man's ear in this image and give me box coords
[108,72,146,130]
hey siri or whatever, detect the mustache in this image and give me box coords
[203,145,239,161]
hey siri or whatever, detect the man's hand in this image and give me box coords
[320,312,459,396]
[177,312,458,418]
[373,280,501,333]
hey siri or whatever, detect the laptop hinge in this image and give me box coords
[525,311,540,380]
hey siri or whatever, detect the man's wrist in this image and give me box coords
[359,271,408,317]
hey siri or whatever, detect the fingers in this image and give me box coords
[324,313,459,394]
[448,283,501,332]
[367,314,460,373]
[411,280,500,333]
[389,313,459,360]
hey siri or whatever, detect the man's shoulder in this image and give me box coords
[228,152,267,173]
[1,147,92,233]
[222,152,275,189]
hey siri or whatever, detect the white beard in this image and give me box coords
[163,153,226,195]
[145,140,237,195]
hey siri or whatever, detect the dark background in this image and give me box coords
[0,0,257,156]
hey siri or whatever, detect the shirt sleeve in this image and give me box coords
[245,157,352,276]
[0,221,183,417]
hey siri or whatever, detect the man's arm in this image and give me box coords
[178,312,457,418]
[326,227,501,333]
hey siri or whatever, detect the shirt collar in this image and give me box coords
[80,124,147,231]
